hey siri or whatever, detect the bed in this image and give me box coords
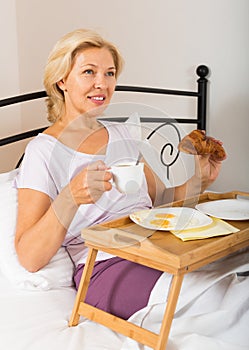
[0,65,248,350]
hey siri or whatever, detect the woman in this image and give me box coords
[14,29,222,320]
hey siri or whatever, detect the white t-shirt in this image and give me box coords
[15,121,152,265]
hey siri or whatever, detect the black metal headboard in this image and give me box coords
[0,64,209,176]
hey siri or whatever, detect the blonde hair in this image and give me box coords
[43,29,124,123]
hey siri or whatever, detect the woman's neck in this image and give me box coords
[44,114,107,154]
[58,113,102,132]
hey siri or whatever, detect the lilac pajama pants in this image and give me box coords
[73,256,163,320]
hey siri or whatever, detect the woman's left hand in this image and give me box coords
[194,154,222,192]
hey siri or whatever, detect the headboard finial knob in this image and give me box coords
[196,65,209,78]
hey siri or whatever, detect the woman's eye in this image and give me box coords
[83,69,94,75]
[106,71,115,77]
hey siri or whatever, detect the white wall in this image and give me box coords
[0,0,22,169]
[0,1,19,99]
[0,0,248,192]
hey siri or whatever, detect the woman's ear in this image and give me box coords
[57,79,66,92]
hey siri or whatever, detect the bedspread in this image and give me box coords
[0,249,248,350]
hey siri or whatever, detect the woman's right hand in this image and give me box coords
[69,160,113,205]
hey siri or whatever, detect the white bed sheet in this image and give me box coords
[0,249,248,350]
[123,248,249,350]
[0,271,124,350]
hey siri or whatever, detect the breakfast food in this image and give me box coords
[150,213,176,228]
[178,129,226,161]
[150,219,171,228]
[155,213,176,219]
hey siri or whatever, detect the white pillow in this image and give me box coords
[0,169,74,290]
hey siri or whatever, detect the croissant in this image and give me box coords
[178,129,226,161]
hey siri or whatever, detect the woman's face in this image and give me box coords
[58,47,117,119]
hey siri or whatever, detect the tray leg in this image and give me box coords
[155,273,184,350]
[69,247,98,326]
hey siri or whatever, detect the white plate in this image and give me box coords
[195,199,249,220]
[130,207,213,231]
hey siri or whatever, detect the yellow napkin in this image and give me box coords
[170,217,239,241]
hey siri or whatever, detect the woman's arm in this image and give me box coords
[15,187,77,272]
[15,160,112,272]
[145,154,222,206]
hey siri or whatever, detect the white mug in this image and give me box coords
[110,162,144,194]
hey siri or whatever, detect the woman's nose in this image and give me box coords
[94,74,107,89]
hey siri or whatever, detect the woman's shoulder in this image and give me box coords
[24,133,58,160]
[28,132,56,147]
[42,121,63,137]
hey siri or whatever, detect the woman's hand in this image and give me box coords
[194,154,222,192]
[69,160,113,206]
[159,152,223,203]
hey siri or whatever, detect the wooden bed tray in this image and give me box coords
[69,191,249,350]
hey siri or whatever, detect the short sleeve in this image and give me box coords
[14,136,58,200]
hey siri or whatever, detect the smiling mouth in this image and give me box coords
[88,96,106,101]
